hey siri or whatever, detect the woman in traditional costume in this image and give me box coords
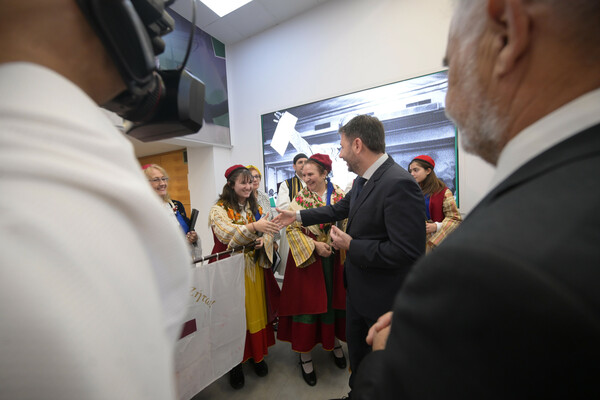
[408,155,462,252]
[277,154,347,386]
[208,164,281,390]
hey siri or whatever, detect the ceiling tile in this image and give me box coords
[169,0,220,29]
[200,18,247,44]
[257,0,319,21]
[220,1,278,39]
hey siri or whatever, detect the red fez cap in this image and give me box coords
[225,164,247,179]
[309,153,332,173]
[412,155,435,169]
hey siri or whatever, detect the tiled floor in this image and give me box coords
[190,339,351,400]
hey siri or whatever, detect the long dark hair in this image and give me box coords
[409,159,446,196]
[217,167,258,214]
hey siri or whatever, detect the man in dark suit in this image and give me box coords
[353,0,600,398]
[275,114,426,399]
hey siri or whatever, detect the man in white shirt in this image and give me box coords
[0,1,190,399]
[276,153,308,210]
[353,0,600,399]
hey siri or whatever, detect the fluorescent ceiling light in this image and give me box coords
[199,0,253,17]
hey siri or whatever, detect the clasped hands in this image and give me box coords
[313,240,332,257]
[253,212,282,235]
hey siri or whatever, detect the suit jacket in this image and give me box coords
[301,156,426,319]
[353,124,600,399]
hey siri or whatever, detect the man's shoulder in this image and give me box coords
[278,176,295,187]
[428,141,600,266]
[376,157,411,180]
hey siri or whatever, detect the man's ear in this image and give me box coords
[488,0,531,77]
[353,137,363,154]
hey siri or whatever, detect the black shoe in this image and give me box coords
[332,345,347,369]
[299,355,317,386]
[229,364,244,390]
[252,359,269,377]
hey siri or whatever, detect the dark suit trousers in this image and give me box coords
[347,295,376,392]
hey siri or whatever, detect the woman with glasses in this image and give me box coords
[246,165,271,219]
[247,164,280,243]
[143,164,201,255]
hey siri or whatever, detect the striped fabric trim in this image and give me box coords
[427,188,462,250]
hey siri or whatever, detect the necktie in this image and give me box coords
[355,177,367,196]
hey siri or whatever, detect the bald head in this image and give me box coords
[445,0,600,165]
[0,0,126,104]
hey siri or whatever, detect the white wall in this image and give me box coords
[188,0,495,252]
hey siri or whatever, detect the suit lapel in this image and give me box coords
[348,157,394,222]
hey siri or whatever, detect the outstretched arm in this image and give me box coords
[273,208,297,226]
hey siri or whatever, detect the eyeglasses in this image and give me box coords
[149,177,169,183]
[251,175,261,181]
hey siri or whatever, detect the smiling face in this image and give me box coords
[232,173,253,203]
[147,167,169,199]
[302,162,327,194]
[408,162,431,184]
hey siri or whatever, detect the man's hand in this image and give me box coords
[366,311,393,350]
[330,225,352,251]
[273,208,296,226]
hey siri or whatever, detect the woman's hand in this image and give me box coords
[254,237,264,249]
[314,240,332,257]
[426,222,438,234]
[254,213,281,235]
[186,230,198,244]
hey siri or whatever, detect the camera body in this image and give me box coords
[76,0,205,141]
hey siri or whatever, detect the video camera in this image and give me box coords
[76,0,205,141]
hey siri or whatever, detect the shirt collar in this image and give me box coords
[362,153,388,180]
[490,88,600,190]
